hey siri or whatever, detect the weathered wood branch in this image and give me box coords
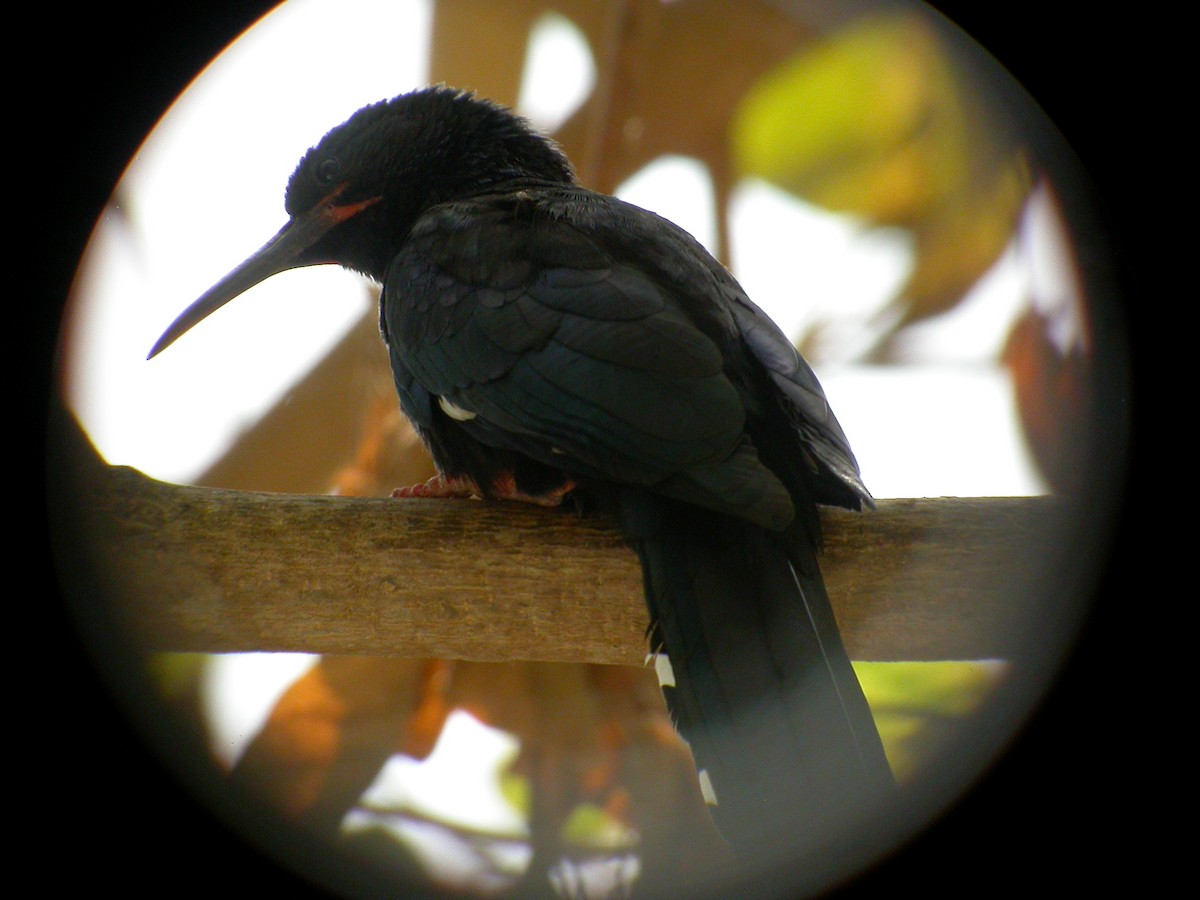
[53,406,1067,664]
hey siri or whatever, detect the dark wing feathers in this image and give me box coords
[382,185,859,526]
[727,292,872,509]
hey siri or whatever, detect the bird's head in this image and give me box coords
[148,86,574,359]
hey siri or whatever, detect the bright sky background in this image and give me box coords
[58,1,1066,875]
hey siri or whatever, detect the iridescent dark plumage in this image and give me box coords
[150,85,893,853]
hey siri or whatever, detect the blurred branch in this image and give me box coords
[54,406,1065,663]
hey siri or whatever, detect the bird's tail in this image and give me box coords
[618,491,893,853]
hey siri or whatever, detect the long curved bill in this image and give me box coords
[147,188,378,359]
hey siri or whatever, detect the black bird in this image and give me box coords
[149,86,893,857]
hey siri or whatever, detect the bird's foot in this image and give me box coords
[390,472,577,507]
[390,473,480,500]
[489,472,578,508]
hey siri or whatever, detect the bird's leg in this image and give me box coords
[391,471,577,508]
[489,471,578,508]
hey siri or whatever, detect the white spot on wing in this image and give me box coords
[438,396,477,421]
[652,653,676,688]
[698,769,718,806]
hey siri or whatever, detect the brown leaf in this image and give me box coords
[443,661,731,887]
[229,657,441,833]
[1003,308,1091,495]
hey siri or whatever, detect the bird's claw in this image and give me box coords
[489,472,578,507]
[390,474,479,500]
[390,472,577,507]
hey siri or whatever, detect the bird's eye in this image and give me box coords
[315,157,340,185]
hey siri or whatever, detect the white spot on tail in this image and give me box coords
[650,653,676,688]
[438,396,477,421]
[698,769,718,806]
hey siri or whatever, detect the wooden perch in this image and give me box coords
[53,405,1068,664]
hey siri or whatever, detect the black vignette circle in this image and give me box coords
[34,0,1149,895]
